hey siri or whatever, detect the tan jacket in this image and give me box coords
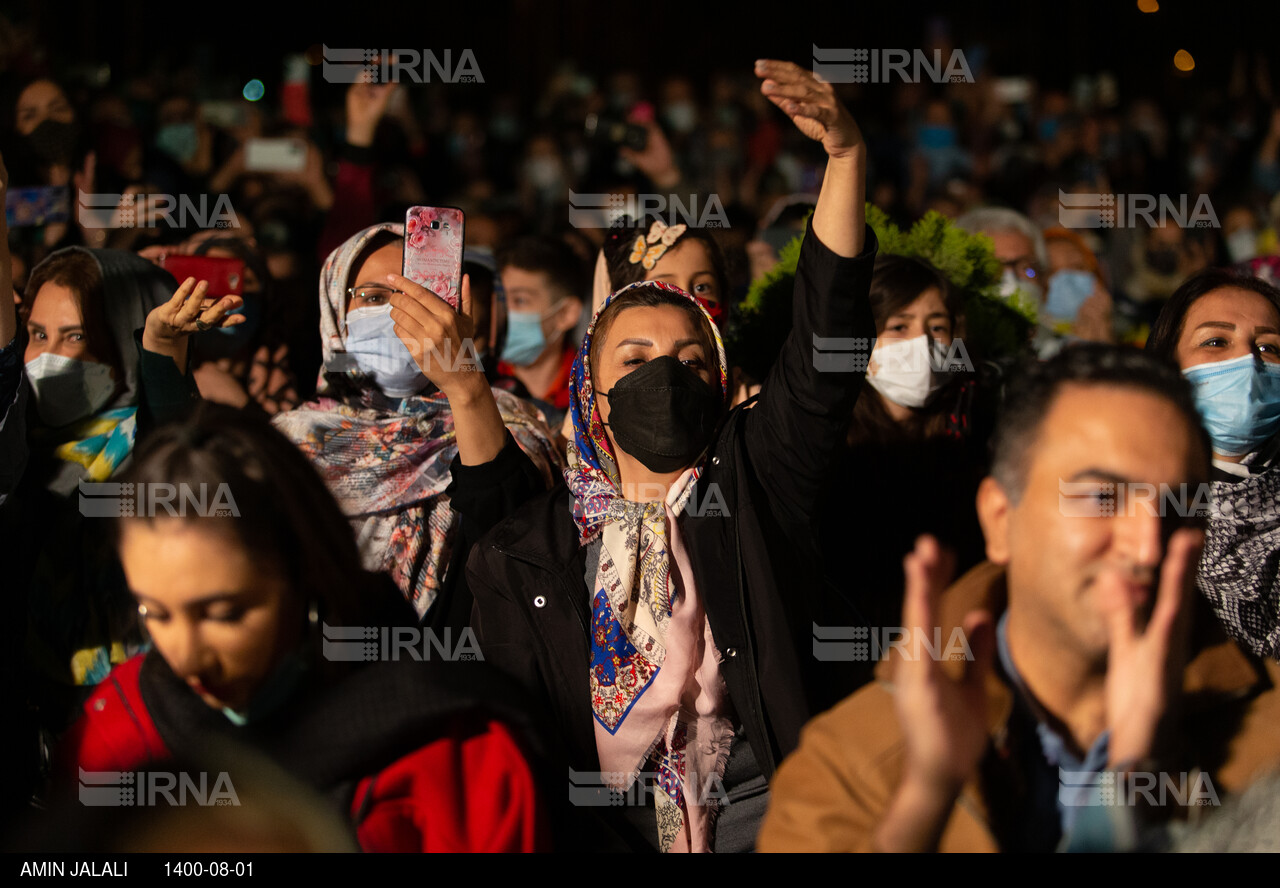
[757,562,1280,852]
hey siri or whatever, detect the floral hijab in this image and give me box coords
[274,224,561,618]
[565,280,733,852]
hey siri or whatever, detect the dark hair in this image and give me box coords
[589,284,719,391]
[602,219,729,304]
[25,249,124,389]
[990,343,1210,502]
[851,255,964,444]
[113,403,413,638]
[1146,268,1280,364]
[495,235,585,302]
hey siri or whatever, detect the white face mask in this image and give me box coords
[865,334,947,409]
[1227,229,1258,264]
[25,352,116,427]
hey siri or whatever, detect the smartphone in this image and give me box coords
[5,185,70,227]
[584,113,648,152]
[159,255,246,297]
[403,206,466,311]
[244,137,307,173]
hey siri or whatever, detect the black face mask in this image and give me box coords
[601,355,723,473]
[24,118,81,167]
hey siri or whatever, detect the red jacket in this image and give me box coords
[62,656,547,852]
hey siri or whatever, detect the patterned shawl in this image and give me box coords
[1199,463,1280,659]
[273,223,561,618]
[566,279,734,852]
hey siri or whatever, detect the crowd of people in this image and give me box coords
[5,16,1280,854]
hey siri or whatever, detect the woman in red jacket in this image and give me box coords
[58,402,549,852]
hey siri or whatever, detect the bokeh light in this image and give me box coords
[242,79,265,101]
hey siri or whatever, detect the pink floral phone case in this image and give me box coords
[402,206,465,310]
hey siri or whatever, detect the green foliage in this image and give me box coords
[726,205,1038,380]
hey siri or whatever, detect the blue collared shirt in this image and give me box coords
[996,612,1111,846]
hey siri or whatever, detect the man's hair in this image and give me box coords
[495,235,585,302]
[990,343,1210,502]
[955,206,1048,267]
[1146,268,1280,363]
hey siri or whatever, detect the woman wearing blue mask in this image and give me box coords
[1148,269,1280,661]
[266,224,563,628]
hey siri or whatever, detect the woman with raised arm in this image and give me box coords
[466,59,877,852]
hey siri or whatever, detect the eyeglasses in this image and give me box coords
[346,285,404,307]
[999,257,1042,282]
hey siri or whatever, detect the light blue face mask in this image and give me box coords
[342,304,429,398]
[1044,270,1095,323]
[501,309,552,367]
[1183,353,1280,457]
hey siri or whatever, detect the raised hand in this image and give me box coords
[618,120,681,190]
[755,59,865,160]
[387,272,482,399]
[874,535,995,852]
[389,272,509,465]
[893,535,995,791]
[142,277,244,373]
[346,81,398,148]
[1099,527,1204,769]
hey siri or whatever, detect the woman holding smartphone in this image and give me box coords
[141,222,563,630]
[465,59,877,852]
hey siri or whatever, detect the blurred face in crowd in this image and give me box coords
[24,281,107,367]
[346,241,403,314]
[1046,237,1092,277]
[978,385,1206,662]
[15,79,74,136]
[121,521,302,713]
[647,239,721,316]
[500,266,579,356]
[988,228,1039,281]
[593,303,715,456]
[875,286,953,347]
[1174,288,1280,371]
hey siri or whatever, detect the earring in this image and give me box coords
[137,604,149,619]
[307,599,319,629]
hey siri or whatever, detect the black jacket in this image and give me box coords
[461,222,878,793]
